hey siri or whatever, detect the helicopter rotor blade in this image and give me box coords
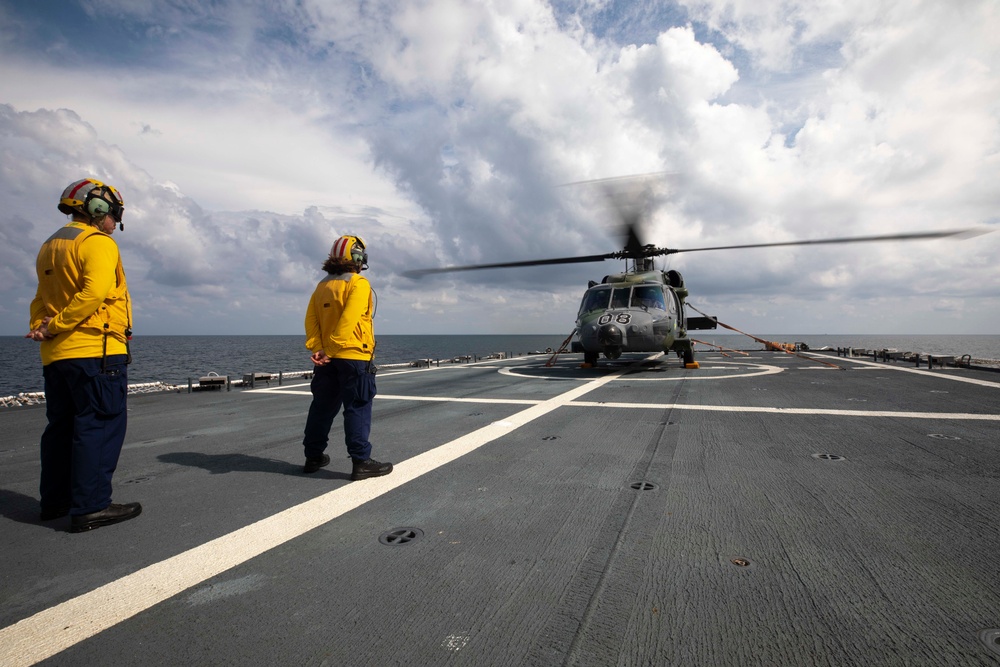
[665,228,990,255]
[559,171,679,188]
[402,253,616,279]
[563,171,681,253]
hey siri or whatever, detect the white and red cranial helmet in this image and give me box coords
[330,235,368,269]
[58,178,125,224]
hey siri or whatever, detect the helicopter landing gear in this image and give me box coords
[583,351,599,366]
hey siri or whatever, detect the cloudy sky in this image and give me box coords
[1,0,997,338]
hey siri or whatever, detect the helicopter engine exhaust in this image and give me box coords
[598,323,624,360]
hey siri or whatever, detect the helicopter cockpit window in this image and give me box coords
[611,288,631,309]
[579,287,611,315]
[632,285,666,311]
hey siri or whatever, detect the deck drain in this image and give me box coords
[122,476,153,484]
[379,527,424,546]
[630,481,658,491]
[928,434,960,440]
[730,557,752,567]
[542,436,559,441]
[812,453,845,461]
[980,629,1000,657]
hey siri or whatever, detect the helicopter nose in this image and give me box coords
[598,323,623,347]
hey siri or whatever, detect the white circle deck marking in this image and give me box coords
[499,360,783,381]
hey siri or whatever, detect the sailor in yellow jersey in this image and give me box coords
[26,178,142,532]
[301,235,392,480]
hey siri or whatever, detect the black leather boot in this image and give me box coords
[351,459,393,481]
[70,502,143,533]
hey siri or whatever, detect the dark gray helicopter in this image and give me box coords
[404,177,982,366]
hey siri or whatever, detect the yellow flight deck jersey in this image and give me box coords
[305,272,375,361]
[30,221,132,366]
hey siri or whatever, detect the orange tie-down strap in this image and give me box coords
[545,328,578,367]
[687,304,844,370]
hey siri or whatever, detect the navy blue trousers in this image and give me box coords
[303,359,375,461]
[40,355,129,516]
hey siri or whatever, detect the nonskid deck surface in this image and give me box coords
[1,352,999,666]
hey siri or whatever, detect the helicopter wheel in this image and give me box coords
[683,349,695,366]
[583,351,599,365]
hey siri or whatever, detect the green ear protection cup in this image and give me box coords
[86,195,111,218]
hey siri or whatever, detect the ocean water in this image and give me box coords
[0,334,571,397]
[2,333,999,398]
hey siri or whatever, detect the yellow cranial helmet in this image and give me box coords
[58,178,125,225]
[330,235,368,268]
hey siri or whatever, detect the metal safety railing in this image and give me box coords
[835,347,1000,370]
[2,350,559,406]
[0,381,182,408]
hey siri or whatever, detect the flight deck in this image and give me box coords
[1,351,999,666]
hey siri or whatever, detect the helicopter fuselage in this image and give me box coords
[572,269,703,365]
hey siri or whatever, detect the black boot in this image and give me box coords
[70,502,142,533]
[351,458,393,481]
[303,453,331,473]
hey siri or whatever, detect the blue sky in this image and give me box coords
[1,0,998,336]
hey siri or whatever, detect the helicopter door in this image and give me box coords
[666,289,680,317]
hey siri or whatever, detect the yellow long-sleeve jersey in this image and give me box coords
[30,222,132,366]
[305,272,375,361]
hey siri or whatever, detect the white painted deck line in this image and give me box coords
[252,384,1000,421]
[0,366,629,667]
[829,355,1000,388]
[568,401,1000,420]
